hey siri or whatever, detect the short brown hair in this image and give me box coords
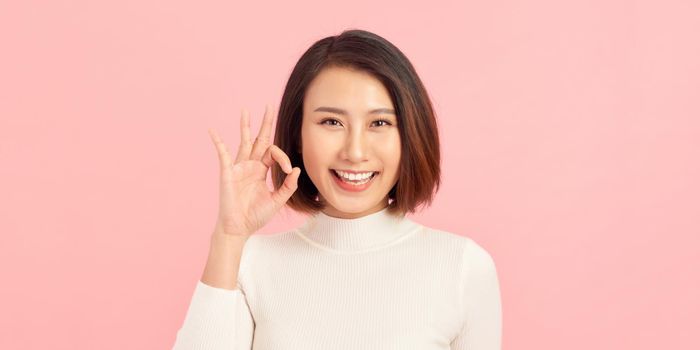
[272,29,441,217]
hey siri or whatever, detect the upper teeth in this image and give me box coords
[334,170,375,181]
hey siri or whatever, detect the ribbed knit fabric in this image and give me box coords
[173,207,502,350]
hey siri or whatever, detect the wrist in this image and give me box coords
[213,221,251,236]
[210,230,250,245]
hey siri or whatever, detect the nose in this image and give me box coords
[342,128,369,163]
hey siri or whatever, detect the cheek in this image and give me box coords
[301,133,334,173]
[379,135,402,170]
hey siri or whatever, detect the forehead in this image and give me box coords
[303,66,394,112]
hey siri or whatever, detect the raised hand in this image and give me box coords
[208,104,301,237]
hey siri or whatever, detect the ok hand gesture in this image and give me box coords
[208,104,301,237]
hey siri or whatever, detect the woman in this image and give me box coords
[173,29,502,350]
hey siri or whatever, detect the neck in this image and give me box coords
[295,206,421,254]
[320,204,389,219]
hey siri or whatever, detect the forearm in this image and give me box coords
[200,231,249,290]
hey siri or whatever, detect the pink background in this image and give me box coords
[1,0,698,349]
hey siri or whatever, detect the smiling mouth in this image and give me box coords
[330,170,379,183]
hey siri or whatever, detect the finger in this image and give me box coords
[234,108,253,164]
[272,167,300,207]
[261,145,293,173]
[208,128,233,171]
[249,104,275,161]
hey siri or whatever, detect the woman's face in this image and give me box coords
[300,66,401,219]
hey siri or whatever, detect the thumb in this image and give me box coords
[272,167,300,206]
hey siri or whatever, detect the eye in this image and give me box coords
[319,118,393,128]
[320,118,342,126]
[372,119,393,127]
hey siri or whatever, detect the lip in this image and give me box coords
[332,169,379,174]
[330,169,378,192]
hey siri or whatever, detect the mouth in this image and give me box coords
[330,169,379,181]
[330,169,379,186]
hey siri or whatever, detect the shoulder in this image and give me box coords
[419,224,498,273]
[236,230,301,280]
[242,230,302,253]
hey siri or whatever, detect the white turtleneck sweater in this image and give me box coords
[172,208,502,350]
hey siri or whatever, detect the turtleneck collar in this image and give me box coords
[294,206,422,254]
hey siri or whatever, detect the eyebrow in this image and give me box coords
[313,106,396,116]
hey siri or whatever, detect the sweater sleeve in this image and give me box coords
[450,240,503,350]
[172,280,254,350]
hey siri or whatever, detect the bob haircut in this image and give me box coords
[272,29,441,217]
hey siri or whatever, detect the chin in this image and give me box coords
[325,200,369,213]
[322,196,384,215]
